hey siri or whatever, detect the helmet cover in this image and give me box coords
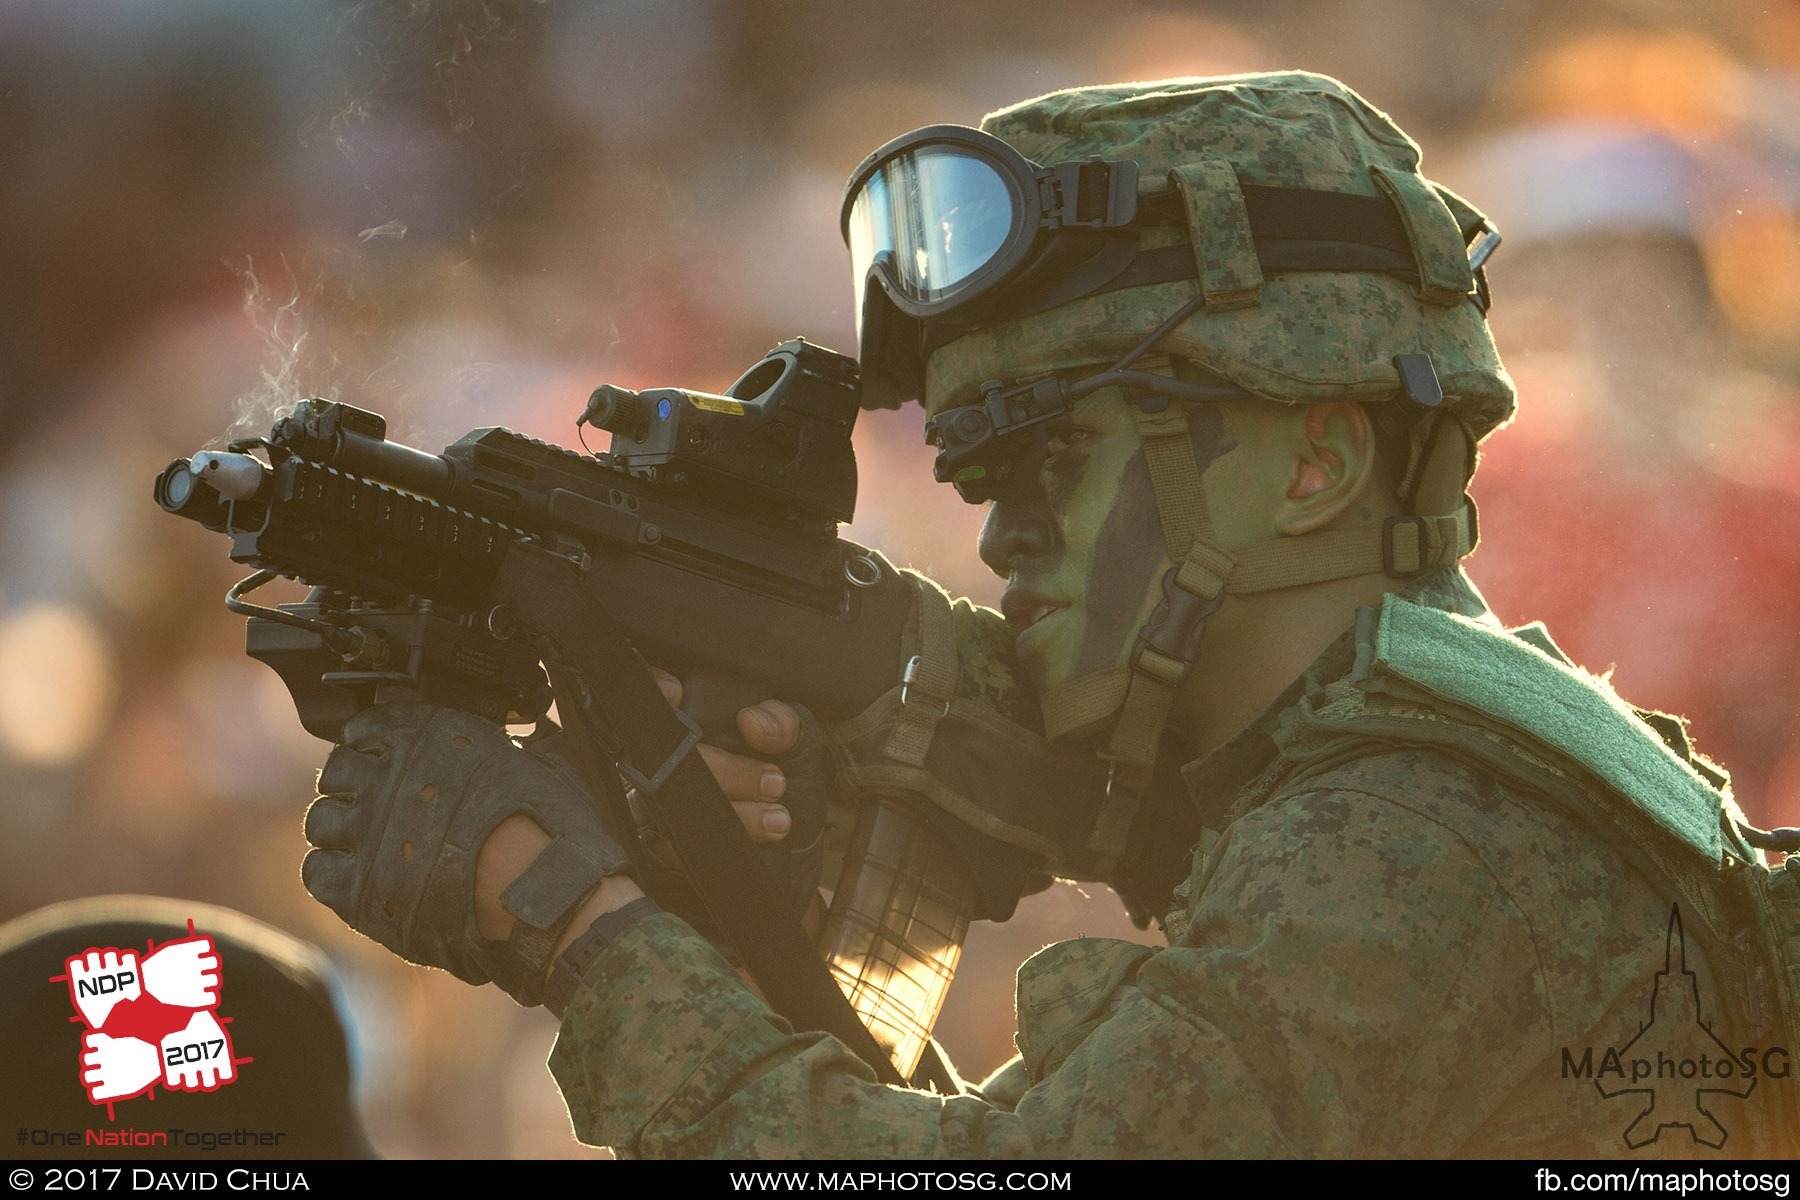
[923,71,1515,439]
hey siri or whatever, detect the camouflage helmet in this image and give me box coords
[920,71,1516,438]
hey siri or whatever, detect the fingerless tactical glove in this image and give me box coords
[303,703,631,1006]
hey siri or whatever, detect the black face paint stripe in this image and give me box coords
[1072,445,1164,677]
[1042,443,1089,522]
[1185,403,1235,475]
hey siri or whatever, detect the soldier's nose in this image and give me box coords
[979,491,1057,578]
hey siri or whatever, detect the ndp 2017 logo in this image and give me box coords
[50,920,250,1116]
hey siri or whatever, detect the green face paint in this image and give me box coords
[980,392,1234,698]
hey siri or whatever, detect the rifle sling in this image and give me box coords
[492,541,910,1086]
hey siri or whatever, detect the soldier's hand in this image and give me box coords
[475,670,829,990]
[304,702,635,1007]
[643,667,829,925]
[649,666,805,844]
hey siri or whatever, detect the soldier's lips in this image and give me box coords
[1001,589,1069,635]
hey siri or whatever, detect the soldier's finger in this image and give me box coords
[736,700,802,755]
[649,666,683,707]
[303,795,359,851]
[316,744,382,797]
[697,742,784,804]
[300,848,358,914]
[730,799,792,843]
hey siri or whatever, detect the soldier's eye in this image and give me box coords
[1043,426,1093,457]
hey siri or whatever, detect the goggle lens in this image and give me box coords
[848,146,1015,337]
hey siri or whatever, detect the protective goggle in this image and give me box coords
[841,124,1140,339]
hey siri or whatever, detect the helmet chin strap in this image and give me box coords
[1039,354,1479,864]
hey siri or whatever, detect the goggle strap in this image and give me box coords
[919,233,1433,363]
[949,235,1144,339]
[1169,160,1264,311]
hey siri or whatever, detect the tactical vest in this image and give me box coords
[1265,595,1800,1154]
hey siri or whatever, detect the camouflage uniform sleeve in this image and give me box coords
[548,912,1038,1158]
[551,784,1553,1157]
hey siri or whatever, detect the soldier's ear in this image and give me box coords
[1271,403,1379,536]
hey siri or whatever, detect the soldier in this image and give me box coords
[300,72,1800,1156]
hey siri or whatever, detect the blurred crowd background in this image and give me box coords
[3,0,1798,1160]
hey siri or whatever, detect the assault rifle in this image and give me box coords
[156,339,908,737]
[155,338,1028,1088]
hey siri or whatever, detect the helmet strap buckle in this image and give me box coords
[1130,563,1226,686]
[1381,515,1435,579]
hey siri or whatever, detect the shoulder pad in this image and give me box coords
[1358,596,1739,865]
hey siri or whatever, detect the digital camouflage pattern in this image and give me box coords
[925,73,1515,439]
[548,569,1799,1157]
[947,589,1038,722]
